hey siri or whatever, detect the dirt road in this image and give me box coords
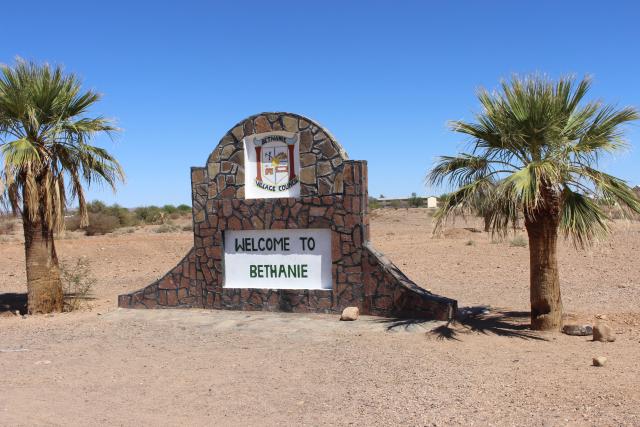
[1,210,639,426]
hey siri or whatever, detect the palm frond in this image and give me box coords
[560,189,609,248]
[428,153,492,188]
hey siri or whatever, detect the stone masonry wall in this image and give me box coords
[118,112,457,320]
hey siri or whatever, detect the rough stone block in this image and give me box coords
[300,166,316,185]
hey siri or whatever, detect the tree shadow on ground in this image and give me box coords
[380,306,547,341]
[0,292,96,315]
[0,293,27,315]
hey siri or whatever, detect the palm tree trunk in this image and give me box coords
[23,211,64,314]
[525,214,563,331]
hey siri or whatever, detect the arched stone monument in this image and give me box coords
[118,112,457,320]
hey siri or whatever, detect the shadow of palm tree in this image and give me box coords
[0,292,96,315]
[379,306,547,341]
[451,306,546,340]
[0,293,27,315]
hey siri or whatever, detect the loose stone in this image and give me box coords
[562,324,593,336]
[593,323,616,342]
[340,306,359,321]
[592,356,607,367]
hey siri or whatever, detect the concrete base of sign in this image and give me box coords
[118,113,457,321]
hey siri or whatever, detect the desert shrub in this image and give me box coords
[155,223,180,233]
[162,204,178,214]
[61,258,96,311]
[169,212,181,220]
[510,235,528,247]
[64,215,82,231]
[74,201,138,228]
[87,200,107,213]
[108,204,137,227]
[408,193,424,208]
[84,213,119,235]
[390,200,401,209]
[134,206,164,224]
[177,204,191,213]
[66,203,137,233]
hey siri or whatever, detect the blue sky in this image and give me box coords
[2,0,639,206]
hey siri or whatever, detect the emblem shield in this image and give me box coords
[243,132,300,199]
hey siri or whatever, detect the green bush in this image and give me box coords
[108,204,137,227]
[66,201,191,232]
[84,213,119,236]
[134,206,164,224]
[83,201,136,225]
[87,200,107,214]
[162,204,178,214]
[67,200,138,231]
[408,193,424,208]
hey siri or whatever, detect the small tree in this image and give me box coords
[0,59,123,313]
[429,75,640,331]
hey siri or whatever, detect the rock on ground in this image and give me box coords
[562,324,593,336]
[593,356,608,367]
[593,323,616,342]
[340,307,359,321]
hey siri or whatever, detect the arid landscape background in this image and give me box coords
[1,208,639,426]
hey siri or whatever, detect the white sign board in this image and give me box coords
[243,131,301,199]
[224,229,332,290]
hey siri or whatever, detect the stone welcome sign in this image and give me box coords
[119,112,457,320]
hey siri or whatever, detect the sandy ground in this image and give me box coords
[1,209,639,426]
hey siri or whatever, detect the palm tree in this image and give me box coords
[428,75,640,331]
[0,59,124,314]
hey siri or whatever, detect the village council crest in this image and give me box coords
[243,131,301,199]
